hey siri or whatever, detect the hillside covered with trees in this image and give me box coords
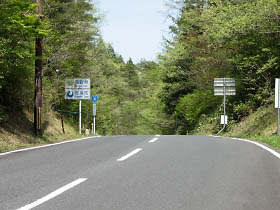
[160,0,280,137]
[1,0,280,150]
[0,0,171,151]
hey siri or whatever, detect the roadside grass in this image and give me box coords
[233,134,280,148]
[225,104,280,148]
[226,105,276,136]
[0,110,86,153]
[195,104,280,149]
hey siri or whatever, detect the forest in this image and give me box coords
[1,0,280,148]
[160,0,280,136]
[0,0,171,140]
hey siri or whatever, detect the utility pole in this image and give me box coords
[34,0,43,136]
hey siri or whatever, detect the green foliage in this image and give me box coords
[160,0,280,134]
[94,59,170,135]
[0,75,3,88]
[6,0,280,139]
[200,0,280,107]
[176,90,219,130]
[223,103,280,148]
[232,102,253,121]
[122,59,140,89]
[0,0,170,138]
[0,0,46,111]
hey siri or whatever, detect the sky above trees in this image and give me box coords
[97,0,171,63]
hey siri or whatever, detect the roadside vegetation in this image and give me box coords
[1,0,280,151]
[158,0,280,148]
[0,110,81,152]
[0,0,170,151]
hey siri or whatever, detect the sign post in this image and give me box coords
[91,96,99,135]
[93,113,96,135]
[275,78,280,135]
[65,78,90,134]
[93,103,96,135]
[214,78,236,135]
[79,100,82,134]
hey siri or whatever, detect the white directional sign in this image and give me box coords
[214,78,235,86]
[65,78,90,100]
[214,78,235,135]
[214,78,236,96]
[214,87,236,96]
[65,78,90,89]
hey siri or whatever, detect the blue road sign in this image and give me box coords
[91,95,99,103]
[66,90,74,98]
[65,89,90,99]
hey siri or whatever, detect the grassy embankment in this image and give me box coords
[0,110,86,152]
[196,104,280,148]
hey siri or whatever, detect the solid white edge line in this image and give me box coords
[149,138,159,143]
[0,136,101,156]
[210,135,280,159]
[117,148,142,161]
[234,138,280,159]
[209,135,220,138]
[16,178,87,210]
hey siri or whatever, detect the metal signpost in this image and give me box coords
[65,78,90,134]
[275,78,280,135]
[214,78,236,135]
[91,96,99,135]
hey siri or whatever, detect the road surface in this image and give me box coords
[1,135,280,210]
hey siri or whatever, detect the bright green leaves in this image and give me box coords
[0,0,46,38]
[176,90,219,130]
[160,0,280,133]
[0,0,47,70]
[0,0,48,111]
[202,0,280,43]
[0,0,169,135]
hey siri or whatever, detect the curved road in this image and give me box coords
[1,135,280,210]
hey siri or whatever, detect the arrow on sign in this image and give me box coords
[67,90,74,98]
[91,96,99,103]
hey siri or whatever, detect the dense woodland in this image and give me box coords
[160,0,280,134]
[0,0,170,136]
[1,0,280,136]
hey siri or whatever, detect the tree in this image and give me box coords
[160,0,280,134]
[0,0,46,114]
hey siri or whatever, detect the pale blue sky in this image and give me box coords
[96,0,171,63]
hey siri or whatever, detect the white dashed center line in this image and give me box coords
[117,148,143,161]
[16,178,87,210]
[149,138,159,143]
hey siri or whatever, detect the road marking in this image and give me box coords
[210,135,280,159]
[16,178,87,210]
[149,138,159,143]
[117,148,142,161]
[233,138,280,159]
[0,136,101,156]
[210,135,220,138]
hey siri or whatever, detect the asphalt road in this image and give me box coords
[1,135,280,210]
